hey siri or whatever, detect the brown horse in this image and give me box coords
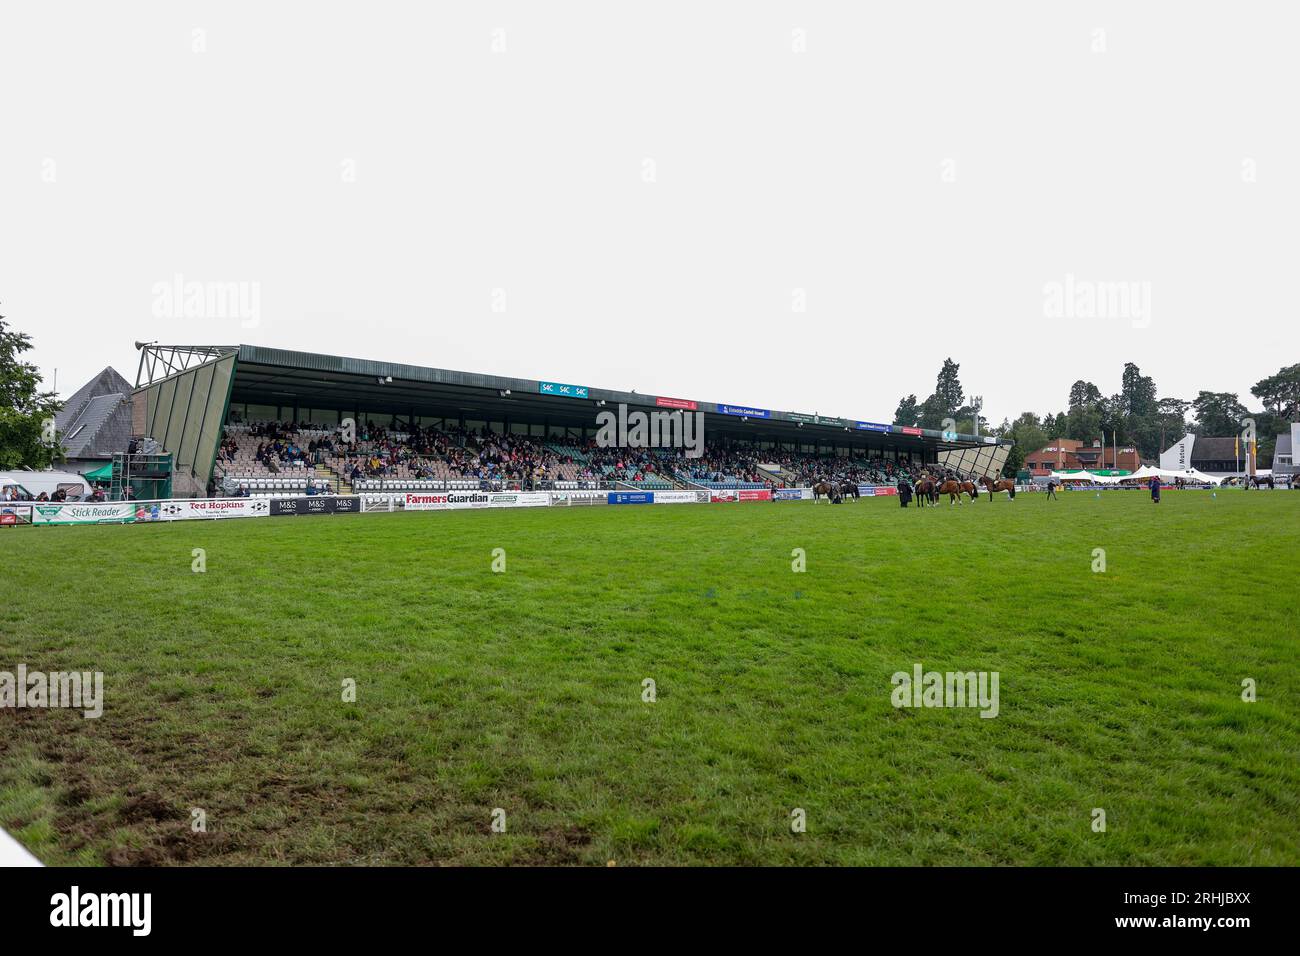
[979,476,1017,501]
[938,479,964,504]
[913,476,935,507]
[958,479,979,501]
[839,480,860,501]
[812,480,836,502]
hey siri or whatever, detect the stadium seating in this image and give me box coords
[218,420,950,495]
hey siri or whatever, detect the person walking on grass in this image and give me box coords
[1150,474,1161,504]
[1045,478,1058,500]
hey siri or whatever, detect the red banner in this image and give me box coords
[738,489,772,501]
[901,426,922,436]
[655,396,698,411]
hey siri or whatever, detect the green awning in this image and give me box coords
[82,462,114,480]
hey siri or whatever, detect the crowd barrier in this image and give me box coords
[5,484,913,527]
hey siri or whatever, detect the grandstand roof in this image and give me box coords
[135,343,1006,453]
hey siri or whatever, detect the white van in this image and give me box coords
[0,470,94,501]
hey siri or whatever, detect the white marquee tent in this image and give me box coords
[1049,466,1223,486]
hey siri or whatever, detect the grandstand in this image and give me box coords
[129,344,1010,499]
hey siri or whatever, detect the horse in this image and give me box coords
[979,476,1017,501]
[937,479,964,504]
[839,480,860,501]
[913,476,935,507]
[812,480,836,502]
[958,479,979,501]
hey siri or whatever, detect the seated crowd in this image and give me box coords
[219,419,952,494]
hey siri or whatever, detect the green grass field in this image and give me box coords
[1,490,1296,866]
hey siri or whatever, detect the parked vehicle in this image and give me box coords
[0,470,94,501]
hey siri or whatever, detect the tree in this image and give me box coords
[1120,362,1158,419]
[1000,411,1049,476]
[0,309,63,470]
[1067,380,1102,410]
[1192,391,1250,437]
[1251,363,1300,418]
[916,393,949,430]
[934,358,964,415]
[953,404,987,436]
[893,394,919,427]
[1065,403,1103,443]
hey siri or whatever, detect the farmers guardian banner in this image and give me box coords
[405,492,491,511]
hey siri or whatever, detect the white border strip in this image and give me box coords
[0,826,43,866]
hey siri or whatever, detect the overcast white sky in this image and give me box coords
[2,2,1297,425]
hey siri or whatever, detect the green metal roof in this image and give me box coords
[230,344,1005,449]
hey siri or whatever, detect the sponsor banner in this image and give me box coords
[0,505,33,525]
[717,405,770,419]
[147,498,272,521]
[405,491,491,511]
[738,489,772,502]
[788,413,847,427]
[538,381,588,399]
[487,492,550,508]
[651,490,709,504]
[773,489,803,501]
[31,502,137,525]
[899,426,923,436]
[870,486,899,496]
[608,492,654,505]
[550,491,606,507]
[655,396,698,411]
[710,489,739,502]
[269,496,361,516]
[856,421,891,433]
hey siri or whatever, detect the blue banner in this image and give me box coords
[608,492,654,505]
[856,421,891,433]
[718,405,770,419]
[538,381,589,399]
[774,489,803,500]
